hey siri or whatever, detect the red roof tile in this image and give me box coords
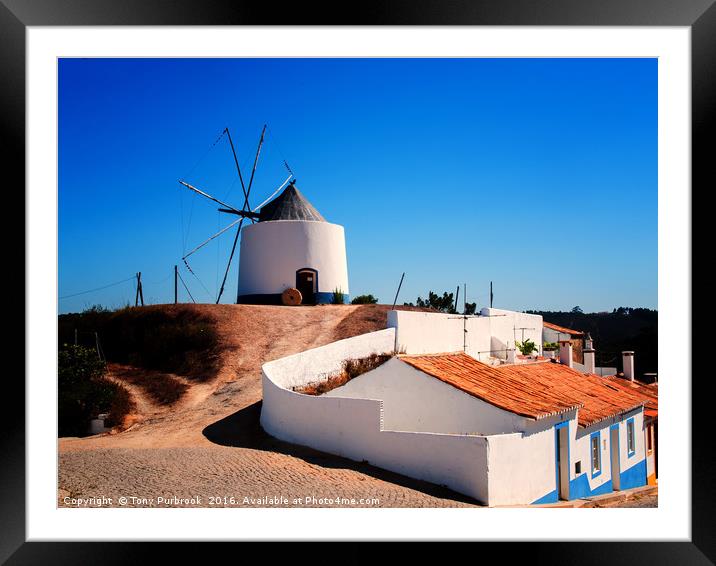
[543,321,585,336]
[603,376,658,415]
[399,352,645,428]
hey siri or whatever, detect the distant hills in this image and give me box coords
[526,308,658,376]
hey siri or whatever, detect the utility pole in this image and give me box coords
[454,285,460,314]
[490,281,494,308]
[135,272,144,307]
[391,272,405,310]
[174,265,178,304]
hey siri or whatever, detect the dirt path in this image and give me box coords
[58,305,473,507]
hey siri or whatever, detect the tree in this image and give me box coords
[571,306,584,314]
[464,302,477,315]
[58,344,114,436]
[415,291,457,313]
[351,294,379,304]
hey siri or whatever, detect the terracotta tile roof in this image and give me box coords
[603,376,658,416]
[399,352,645,428]
[543,321,585,336]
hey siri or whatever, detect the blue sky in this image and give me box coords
[58,58,657,314]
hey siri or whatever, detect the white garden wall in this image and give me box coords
[485,427,557,506]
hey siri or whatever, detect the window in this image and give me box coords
[590,432,601,477]
[627,418,636,456]
[647,424,653,452]
[575,461,582,475]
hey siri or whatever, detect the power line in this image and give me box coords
[176,270,196,303]
[59,276,136,300]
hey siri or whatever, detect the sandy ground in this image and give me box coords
[592,492,658,508]
[59,304,477,507]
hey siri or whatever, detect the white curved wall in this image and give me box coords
[238,220,349,297]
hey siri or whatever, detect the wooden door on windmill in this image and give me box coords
[296,269,317,304]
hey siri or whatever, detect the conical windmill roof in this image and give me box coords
[258,184,326,222]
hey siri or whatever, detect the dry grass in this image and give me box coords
[295,352,393,395]
[104,382,136,427]
[111,365,189,406]
[58,305,224,382]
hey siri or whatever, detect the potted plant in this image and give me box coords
[542,341,558,359]
[516,338,539,356]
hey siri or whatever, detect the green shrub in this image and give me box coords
[331,287,346,305]
[58,344,134,436]
[351,294,378,305]
[516,339,539,355]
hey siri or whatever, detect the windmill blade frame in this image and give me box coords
[215,126,267,303]
[182,218,242,261]
[178,180,245,215]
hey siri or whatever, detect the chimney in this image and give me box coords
[585,332,593,350]
[583,348,596,374]
[622,351,635,381]
[507,344,517,364]
[643,372,658,384]
[559,340,573,368]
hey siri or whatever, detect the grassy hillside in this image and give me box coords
[58,305,224,381]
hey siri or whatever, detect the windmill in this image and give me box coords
[178,125,293,303]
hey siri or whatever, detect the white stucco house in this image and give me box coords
[260,309,654,506]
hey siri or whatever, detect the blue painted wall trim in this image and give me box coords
[620,458,647,490]
[531,474,614,504]
[531,489,558,504]
[569,473,613,499]
[237,292,350,305]
[590,430,602,478]
[626,417,636,457]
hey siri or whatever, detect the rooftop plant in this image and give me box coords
[516,339,539,356]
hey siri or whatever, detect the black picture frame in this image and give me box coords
[5,0,709,562]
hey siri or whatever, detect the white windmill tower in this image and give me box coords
[179,126,349,305]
